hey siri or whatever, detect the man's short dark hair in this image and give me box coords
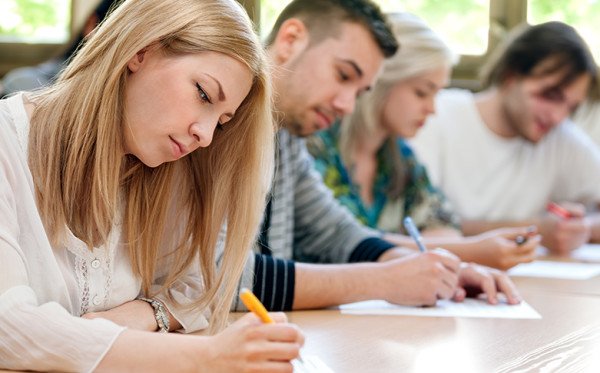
[480,21,597,94]
[265,0,398,58]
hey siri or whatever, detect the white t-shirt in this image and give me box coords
[0,94,208,372]
[410,88,600,221]
[573,99,600,148]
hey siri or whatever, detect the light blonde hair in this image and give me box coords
[28,0,274,333]
[339,12,456,198]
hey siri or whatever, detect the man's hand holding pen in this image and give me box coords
[540,201,591,255]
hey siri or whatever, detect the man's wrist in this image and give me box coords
[349,237,396,263]
[377,247,415,262]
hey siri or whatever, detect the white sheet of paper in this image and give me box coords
[293,355,335,373]
[572,244,600,262]
[340,299,541,319]
[508,260,600,279]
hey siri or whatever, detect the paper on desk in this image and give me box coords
[571,244,600,262]
[340,298,541,319]
[293,355,335,373]
[508,260,600,279]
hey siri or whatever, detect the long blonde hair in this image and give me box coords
[28,0,274,332]
[340,12,456,198]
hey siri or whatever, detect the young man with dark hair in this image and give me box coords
[412,21,600,255]
[229,0,520,312]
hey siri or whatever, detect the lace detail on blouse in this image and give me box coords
[67,227,120,314]
[101,248,114,309]
[75,256,90,315]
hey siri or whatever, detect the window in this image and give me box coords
[379,0,490,56]
[258,0,598,85]
[260,0,490,56]
[260,0,291,39]
[0,0,71,43]
[527,0,600,63]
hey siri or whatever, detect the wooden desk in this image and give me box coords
[514,274,600,297]
[289,288,600,372]
[3,259,599,372]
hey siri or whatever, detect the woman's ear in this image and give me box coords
[271,18,310,64]
[127,48,148,73]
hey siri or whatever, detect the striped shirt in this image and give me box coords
[230,129,394,311]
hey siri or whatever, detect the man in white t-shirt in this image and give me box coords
[411,21,600,255]
[573,99,600,148]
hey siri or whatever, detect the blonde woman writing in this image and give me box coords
[308,13,540,271]
[0,0,303,371]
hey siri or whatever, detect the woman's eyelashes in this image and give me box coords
[195,82,231,131]
[196,82,212,103]
[414,87,428,98]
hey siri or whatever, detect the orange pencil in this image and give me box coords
[239,288,274,324]
[239,288,305,364]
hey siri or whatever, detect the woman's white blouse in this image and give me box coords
[0,94,208,372]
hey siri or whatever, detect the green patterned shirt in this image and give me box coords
[307,123,459,233]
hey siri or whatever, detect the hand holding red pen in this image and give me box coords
[547,202,577,219]
[540,202,591,255]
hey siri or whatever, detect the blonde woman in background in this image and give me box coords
[0,0,303,371]
[309,12,540,271]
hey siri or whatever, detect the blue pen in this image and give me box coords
[403,216,427,253]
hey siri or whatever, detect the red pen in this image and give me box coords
[546,202,573,219]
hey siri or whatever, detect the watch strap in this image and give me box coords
[138,297,170,333]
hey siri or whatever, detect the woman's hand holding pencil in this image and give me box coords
[466,226,540,271]
[204,289,304,372]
